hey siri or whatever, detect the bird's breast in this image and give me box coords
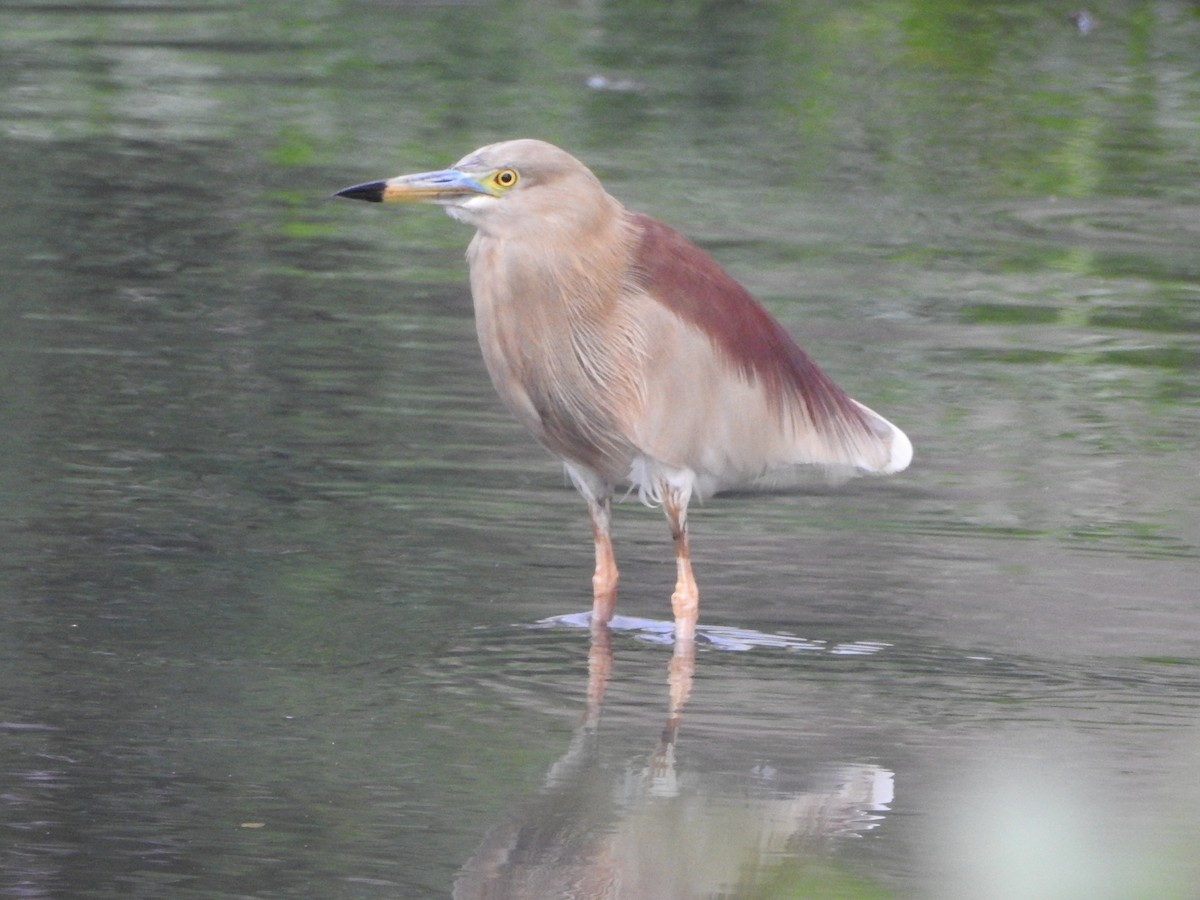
[466,233,644,481]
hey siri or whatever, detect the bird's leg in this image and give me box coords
[587,490,619,626]
[566,464,619,626]
[662,481,698,644]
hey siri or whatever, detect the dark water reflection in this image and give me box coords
[3,1,1200,897]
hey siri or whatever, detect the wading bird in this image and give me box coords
[336,140,911,642]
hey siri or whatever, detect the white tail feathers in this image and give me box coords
[851,400,913,475]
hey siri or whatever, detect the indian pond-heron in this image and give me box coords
[336,139,912,642]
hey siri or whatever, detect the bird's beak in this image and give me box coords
[334,168,493,204]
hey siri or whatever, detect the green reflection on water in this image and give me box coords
[960,304,1062,325]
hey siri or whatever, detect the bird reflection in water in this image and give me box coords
[336,140,910,644]
[451,624,894,899]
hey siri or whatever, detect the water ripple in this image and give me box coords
[534,612,891,656]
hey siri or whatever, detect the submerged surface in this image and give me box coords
[1,1,1199,897]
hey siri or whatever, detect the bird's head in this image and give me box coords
[335,139,609,234]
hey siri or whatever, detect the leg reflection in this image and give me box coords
[586,618,695,787]
[583,617,614,731]
[646,633,695,794]
[666,631,695,740]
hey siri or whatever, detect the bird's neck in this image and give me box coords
[469,198,634,320]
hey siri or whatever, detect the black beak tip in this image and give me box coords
[334,180,387,203]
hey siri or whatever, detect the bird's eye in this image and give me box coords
[493,168,519,189]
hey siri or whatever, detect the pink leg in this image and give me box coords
[566,465,619,626]
[588,492,619,625]
[662,482,698,644]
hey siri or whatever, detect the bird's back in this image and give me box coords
[621,213,911,494]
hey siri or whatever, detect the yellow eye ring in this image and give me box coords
[493,168,519,189]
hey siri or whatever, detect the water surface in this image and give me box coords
[2,1,1199,897]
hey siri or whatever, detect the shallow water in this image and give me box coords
[2,1,1199,897]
